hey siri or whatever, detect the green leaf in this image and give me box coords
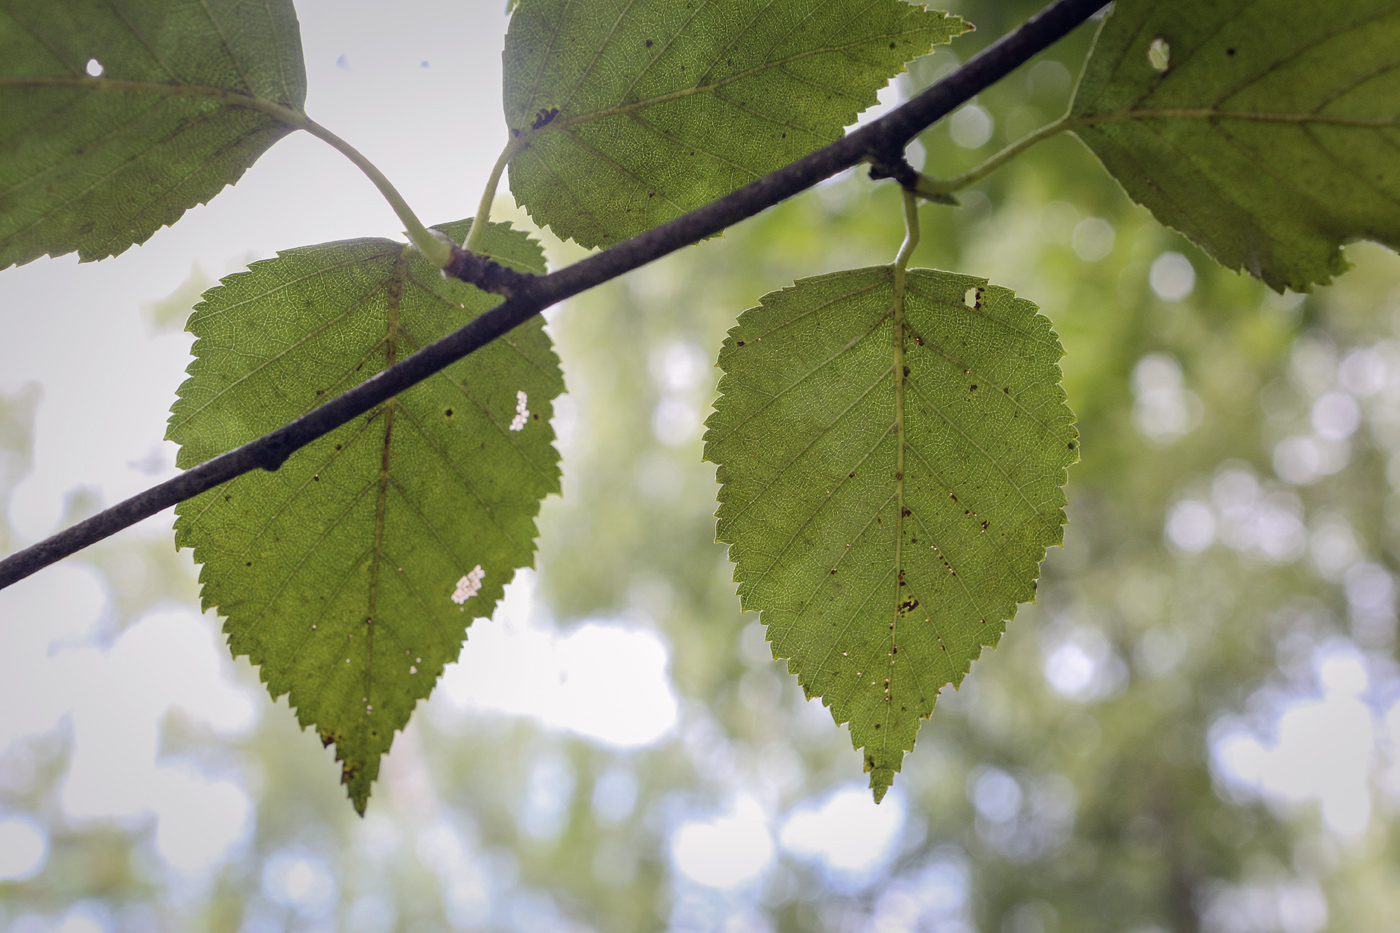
[1068,0,1400,292]
[167,221,560,813]
[0,0,306,269]
[704,267,1076,801]
[502,0,969,249]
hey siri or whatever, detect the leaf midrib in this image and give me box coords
[363,246,414,745]
[1074,108,1400,130]
[0,75,304,120]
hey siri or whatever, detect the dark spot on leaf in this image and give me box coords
[1227,47,1236,55]
[645,38,654,47]
[335,444,342,451]
[874,723,881,729]
[889,42,896,49]
[532,107,560,129]
[1068,442,1075,450]
[901,507,911,517]
[970,384,977,391]
[445,408,454,417]
[736,340,745,347]
[830,569,837,574]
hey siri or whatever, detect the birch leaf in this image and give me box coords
[1070,0,1400,292]
[0,0,305,268]
[704,267,1076,801]
[502,0,969,248]
[167,220,560,813]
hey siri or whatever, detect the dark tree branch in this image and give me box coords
[442,246,538,295]
[0,0,1106,591]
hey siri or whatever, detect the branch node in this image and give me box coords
[443,247,538,297]
[869,155,959,206]
[868,152,918,187]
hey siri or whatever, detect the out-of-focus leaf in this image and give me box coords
[167,220,560,813]
[705,267,1076,800]
[0,0,306,268]
[1069,0,1400,292]
[502,0,969,248]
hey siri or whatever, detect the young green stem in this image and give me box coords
[295,116,452,268]
[464,138,525,254]
[919,115,1071,195]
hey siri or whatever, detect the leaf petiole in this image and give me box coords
[294,116,452,268]
[918,114,1072,195]
[465,137,527,254]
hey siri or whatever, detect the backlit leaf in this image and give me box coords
[704,267,1076,800]
[1069,0,1400,292]
[502,0,969,248]
[168,221,560,813]
[0,0,306,268]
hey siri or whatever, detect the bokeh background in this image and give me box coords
[4,1,1400,931]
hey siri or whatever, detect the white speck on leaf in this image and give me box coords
[510,390,530,431]
[1148,37,1170,72]
[452,565,486,604]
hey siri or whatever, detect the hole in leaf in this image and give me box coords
[86,59,103,77]
[1147,37,1170,72]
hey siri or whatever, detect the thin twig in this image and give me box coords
[0,0,1107,591]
